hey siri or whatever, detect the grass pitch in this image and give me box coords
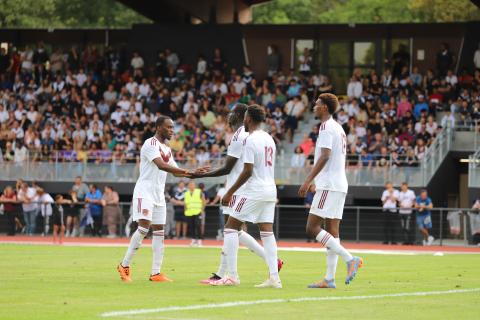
[1,244,479,320]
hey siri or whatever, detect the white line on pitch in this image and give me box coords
[100,288,480,318]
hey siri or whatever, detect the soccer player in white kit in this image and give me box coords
[298,93,363,288]
[212,104,281,288]
[194,104,283,284]
[117,116,204,282]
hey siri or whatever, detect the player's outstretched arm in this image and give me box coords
[191,155,238,179]
[298,148,331,197]
[221,163,253,206]
[152,157,191,177]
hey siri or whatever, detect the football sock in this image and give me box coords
[260,231,279,281]
[223,228,239,279]
[151,229,165,275]
[239,230,266,260]
[316,230,353,262]
[325,237,339,281]
[215,250,228,278]
[122,226,148,267]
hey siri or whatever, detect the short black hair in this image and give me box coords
[247,104,266,123]
[155,115,172,128]
[318,93,339,114]
[229,103,248,126]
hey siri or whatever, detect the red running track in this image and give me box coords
[1,235,479,253]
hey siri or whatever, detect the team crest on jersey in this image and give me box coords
[160,149,172,162]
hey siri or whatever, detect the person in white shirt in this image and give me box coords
[0,104,9,123]
[441,110,456,129]
[284,96,305,143]
[14,141,28,164]
[192,104,280,285]
[37,188,54,236]
[130,52,144,70]
[117,116,206,283]
[473,42,480,70]
[232,75,246,95]
[75,68,87,87]
[17,182,38,235]
[381,182,399,244]
[210,104,280,288]
[125,78,138,96]
[347,77,362,99]
[398,182,416,245]
[299,93,362,289]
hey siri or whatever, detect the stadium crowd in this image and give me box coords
[0,42,478,168]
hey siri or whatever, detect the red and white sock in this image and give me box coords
[223,228,239,279]
[122,226,148,267]
[239,230,265,260]
[325,238,339,280]
[316,230,352,262]
[151,229,165,275]
[260,231,279,281]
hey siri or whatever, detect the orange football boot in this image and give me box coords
[117,264,132,282]
[149,273,173,282]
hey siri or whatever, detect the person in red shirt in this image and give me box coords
[0,186,22,236]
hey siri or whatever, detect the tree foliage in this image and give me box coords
[0,0,150,28]
[252,0,480,24]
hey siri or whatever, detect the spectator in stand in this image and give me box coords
[101,185,121,238]
[171,181,187,239]
[16,181,38,235]
[436,43,454,77]
[267,45,280,77]
[1,185,22,236]
[381,182,399,245]
[398,182,416,245]
[284,95,305,143]
[415,190,435,246]
[347,76,362,99]
[85,184,103,237]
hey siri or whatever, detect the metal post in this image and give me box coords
[463,212,468,246]
[439,209,443,246]
[356,207,360,243]
[275,206,280,239]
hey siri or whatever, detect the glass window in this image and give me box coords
[328,42,350,67]
[295,39,314,71]
[327,68,350,94]
[354,42,375,66]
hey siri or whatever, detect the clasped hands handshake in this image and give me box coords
[179,166,211,178]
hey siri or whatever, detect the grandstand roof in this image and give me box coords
[117,0,271,24]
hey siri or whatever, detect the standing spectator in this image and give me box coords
[183,181,205,247]
[65,190,80,237]
[381,182,399,245]
[130,51,144,71]
[304,184,316,242]
[85,184,103,237]
[52,194,68,244]
[436,43,454,77]
[398,182,416,245]
[171,181,187,239]
[71,176,89,236]
[415,189,435,246]
[290,146,306,180]
[391,44,410,79]
[37,188,54,236]
[17,181,38,235]
[284,96,305,143]
[164,193,176,239]
[468,198,480,245]
[347,76,362,99]
[198,182,209,241]
[101,186,121,238]
[266,45,280,77]
[298,48,312,76]
[474,42,480,71]
[0,186,22,236]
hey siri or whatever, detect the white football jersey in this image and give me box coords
[133,136,178,206]
[239,129,277,201]
[314,117,348,193]
[226,126,249,193]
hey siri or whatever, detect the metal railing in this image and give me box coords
[468,148,480,188]
[1,202,479,246]
[1,125,477,187]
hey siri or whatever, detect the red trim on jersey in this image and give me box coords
[320,123,326,131]
[232,127,242,142]
[229,195,237,208]
[137,198,142,213]
[151,138,157,146]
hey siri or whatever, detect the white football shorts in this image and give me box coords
[228,195,276,223]
[309,189,346,220]
[132,197,166,225]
